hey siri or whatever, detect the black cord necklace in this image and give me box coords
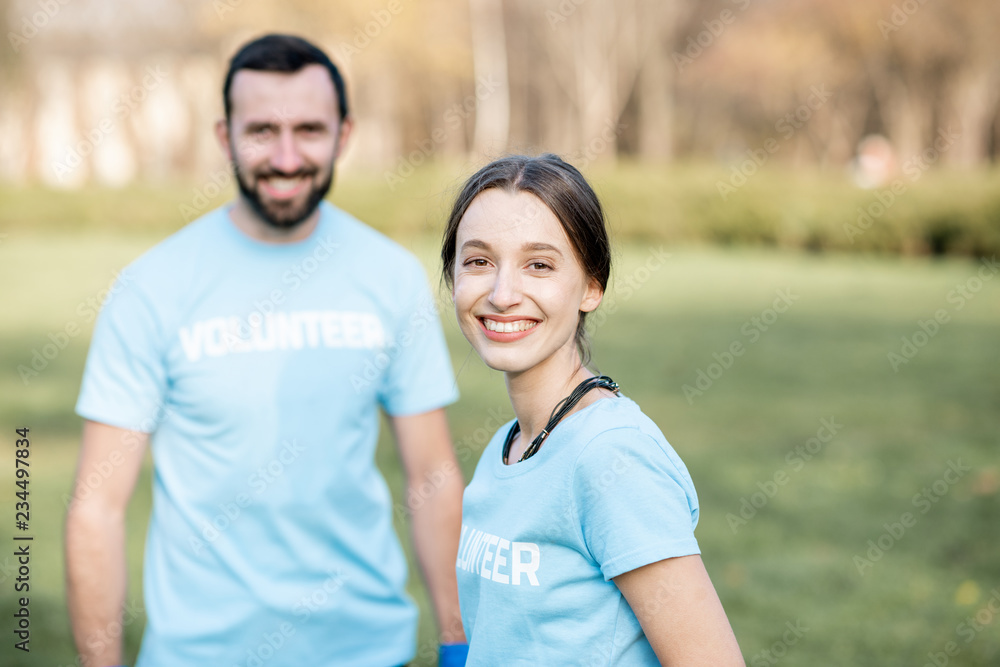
[502,375,620,464]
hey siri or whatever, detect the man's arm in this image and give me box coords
[389,408,467,644]
[65,420,149,667]
[613,554,745,666]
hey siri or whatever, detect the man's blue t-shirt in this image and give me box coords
[456,395,700,666]
[76,202,458,667]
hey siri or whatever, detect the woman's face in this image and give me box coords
[452,188,603,376]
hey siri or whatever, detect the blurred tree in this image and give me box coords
[469,0,510,154]
[633,0,695,162]
[2,0,998,184]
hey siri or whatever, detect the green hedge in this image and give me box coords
[590,163,1000,258]
[2,162,998,257]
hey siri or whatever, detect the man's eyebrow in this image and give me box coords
[244,120,278,131]
[243,118,330,126]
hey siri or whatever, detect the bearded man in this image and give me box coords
[66,34,467,667]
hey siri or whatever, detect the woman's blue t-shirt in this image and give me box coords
[457,395,701,665]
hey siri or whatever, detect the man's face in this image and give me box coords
[222,65,347,229]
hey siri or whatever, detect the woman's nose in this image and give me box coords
[488,266,523,310]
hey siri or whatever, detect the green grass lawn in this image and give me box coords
[1,225,998,665]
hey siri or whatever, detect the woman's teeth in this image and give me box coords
[483,319,537,333]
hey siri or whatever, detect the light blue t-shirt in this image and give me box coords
[76,202,458,667]
[456,395,700,666]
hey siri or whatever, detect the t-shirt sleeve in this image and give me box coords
[75,275,169,433]
[573,429,700,581]
[377,261,458,416]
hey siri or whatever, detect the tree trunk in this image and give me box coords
[468,0,510,155]
[941,62,1000,167]
[637,33,673,162]
[573,0,618,163]
[635,0,684,162]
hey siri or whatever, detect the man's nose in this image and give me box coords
[270,129,304,174]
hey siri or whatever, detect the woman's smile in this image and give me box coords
[479,316,540,341]
[452,188,602,376]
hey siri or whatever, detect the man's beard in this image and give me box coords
[234,163,334,230]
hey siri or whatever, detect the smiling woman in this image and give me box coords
[442,154,746,666]
[449,187,603,380]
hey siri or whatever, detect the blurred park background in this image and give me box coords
[1,0,999,665]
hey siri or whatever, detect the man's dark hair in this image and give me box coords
[223,34,349,122]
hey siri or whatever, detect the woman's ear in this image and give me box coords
[579,277,604,313]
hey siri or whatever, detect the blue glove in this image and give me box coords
[439,642,469,667]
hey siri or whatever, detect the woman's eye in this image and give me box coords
[530,262,550,270]
[465,258,488,267]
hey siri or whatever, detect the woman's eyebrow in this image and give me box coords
[460,239,490,252]
[522,242,563,256]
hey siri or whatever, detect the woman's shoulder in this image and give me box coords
[572,396,696,488]
[574,395,666,448]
